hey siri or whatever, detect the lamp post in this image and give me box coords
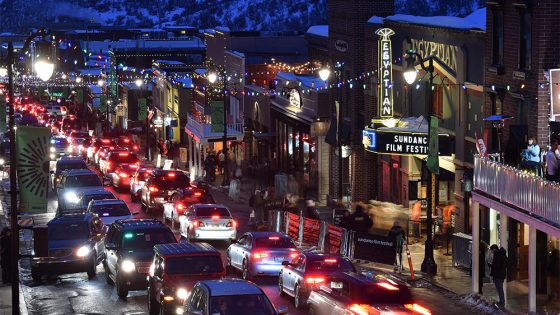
[98,78,108,131]
[403,49,437,275]
[3,28,54,314]
[319,62,345,202]
[208,71,229,186]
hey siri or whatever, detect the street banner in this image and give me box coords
[474,130,487,157]
[16,126,50,213]
[138,98,147,121]
[210,101,224,133]
[426,116,440,174]
[352,232,395,265]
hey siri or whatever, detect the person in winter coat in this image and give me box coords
[305,200,319,220]
[490,246,508,308]
[252,189,265,226]
[347,204,373,234]
[388,221,406,271]
[479,241,489,295]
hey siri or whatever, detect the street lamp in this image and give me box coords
[135,78,143,87]
[34,60,54,82]
[207,70,229,186]
[403,49,438,275]
[75,77,82,83]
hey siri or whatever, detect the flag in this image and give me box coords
[16,126,51,213]
[210,101,224,133]
[426,116,439,174]
[474,130,487,157]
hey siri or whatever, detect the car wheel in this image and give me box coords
[294,284,306,309]
[116,274,128,300]
[278,274,286,296]
[103,262,114,285]
[148,289,160,315]
[87,252,97,279]
[242,260,252,280]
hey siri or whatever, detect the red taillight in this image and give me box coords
[305,277,325,284]
[118,153,129,156]
[123,139,130,143]
[348,304,368,315]
[289,253,299,259]
[268,236,280,240]
[177,203,184,210]
[253,252,269,259]
[167,172,176,177]
[192,220,205,228]
[102,139,110,143]
[324,258,338,263]
[194,192,202,197]
[377,282,399,291]
[226,220,237,228]
[211,215,220,220]
[404,304,431,315]
[109,146,115,150]
[149,186,159,193]
[106,162,112,170]
[119,173,128,178]
[133,145,138,150]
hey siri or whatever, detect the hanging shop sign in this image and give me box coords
[335,40,348,52]
[375,28,395,118]
[289,89,302,108]
[362,127,453,156]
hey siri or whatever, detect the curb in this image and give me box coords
[19,283,28,315]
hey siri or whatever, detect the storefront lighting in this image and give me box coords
[207,72,218,84]
[381,118,399,128]
[319,68,331,81]
[0,67,7,77]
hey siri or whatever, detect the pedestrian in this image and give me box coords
[479,241,489,295]
[545,140,559,182]
[548,247,560,301]
[521,136,541,174]
[0,227,11,284]
[218,150,225,174]
[305,200,319,220]
[347,204,373,234]
[490,246,508,308]
[252,189,265,227]
[388,221,406,271]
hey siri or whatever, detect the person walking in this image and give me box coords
[218,150,225,175]
[305,200,319,220]
[252,189,265,228]
[545,140,559,182]
[490,246,508,308]
[347,204,373,234]
[388,221,406,271]
[0,227,11,284]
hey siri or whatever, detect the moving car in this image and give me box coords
[141,170,190,212]
[50,136,71,160]
[31,212,106,281]
[163,187,215,225]
[101,150,140,176]
[51,156,88,193]
[147,242,226,315]
[56,187,115,214]
[56,169,103,209]
[306,271,432,315]
[115,136,139,153]
[110,164,141,191]
[103,219,176,300]
[181,279,288,315]
[130,168,153,201]
[178,204,236,243]
[226,231,298,280]
[278,252,356,308]
[87,138,115,163]
[87,199,137,225]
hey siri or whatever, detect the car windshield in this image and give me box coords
[49,222,89,240]
[52,138,69,147]
[153,174,189,190]
[254,237,295,249]
[91,203,131,217]
[56,162,87,174]
[210,294,275,315]
[306,258,355,272]
[121,230,175,249]
[81,193,115,206]
[65,174,101,187]
[195,206,230,217]
[165,255,223,274]
[109,153,139,164]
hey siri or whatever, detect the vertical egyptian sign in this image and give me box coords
[376,28,395,118]
[16,126,51,213]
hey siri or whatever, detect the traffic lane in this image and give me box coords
[410,287,471,314]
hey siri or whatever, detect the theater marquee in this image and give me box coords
[363,127,453,156]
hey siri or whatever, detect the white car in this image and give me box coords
[178,204,237,243]
[86,199,138,225]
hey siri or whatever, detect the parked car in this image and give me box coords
[103,219,176,299]
[147,242,226,315]
[30,212,106,281]
[178,204,236,243]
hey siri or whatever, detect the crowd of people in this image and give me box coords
[520,136,560,182]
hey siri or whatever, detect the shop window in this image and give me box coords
[518,10,532,70]
[432,84,443,118]
[492,8,504,66]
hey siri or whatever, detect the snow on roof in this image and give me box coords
[215,26,231,33]
[368,16,385,24]
[306,25,328,38]
[78,69,102,76]
[276,71,324,89]
[378,116,448,134]
[154,60,185,65]
[175,77,193,87]
[68,29,104,34]
[373,8,486,31]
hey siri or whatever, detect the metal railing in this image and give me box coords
[186,115,244,138]
[474,155,560,225]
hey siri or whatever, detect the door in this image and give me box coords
[518,223,528,280]
[151,255,164,301]
[286,255,305,293]
[230,235,246,268]
[105,228,120,276]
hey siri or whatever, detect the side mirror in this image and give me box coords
[132,211,139,216]
[281,261,290,266]
[278,306,288,314]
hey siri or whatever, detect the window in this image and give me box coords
[519,10,532,70]
[492,8,504,65]
[491,94,503,115]
[432,84,444,118]
[518,99,529,125]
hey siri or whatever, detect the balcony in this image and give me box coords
[474,155,560,226]
[184,114,243,145]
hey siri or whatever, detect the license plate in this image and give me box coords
[275,257,285,262]
[330,282,343,289]
[137,267,150,274]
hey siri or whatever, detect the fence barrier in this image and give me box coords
[302,218,321,246]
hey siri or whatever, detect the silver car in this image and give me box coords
[226,231,299,280]
[86,199,138,225]
[178,204,237,243]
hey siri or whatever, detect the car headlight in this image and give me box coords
[67,146,73,153]
[50,153,56,160]
[76,245,90,257]
[0,158,4,166]
[121,260,136,273]
[78,145,83,151]
[65,192,79,203]
[176,288,188,300]
[50,146,55,152]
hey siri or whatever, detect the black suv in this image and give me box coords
[147,242,225,315]
[51,156,88,193]
[140,170,189,212]
[103,219,176,300]
[31,212,106,281]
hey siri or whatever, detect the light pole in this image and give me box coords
[98,78,108,131]
[403,49,437,275]
[2,28,54,314]
[208,71,229,186]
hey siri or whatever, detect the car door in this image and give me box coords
[288,255,306,293]
[150,255,165,302]
[105,227,120,276]
[281,254,300,294]
[230,234,247,268]
[180,206,194,236]
[185,287,202,315]
[90,217,105,262]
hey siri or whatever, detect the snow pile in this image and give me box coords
[460,294,505,315]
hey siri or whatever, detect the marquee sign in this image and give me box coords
[363,127,453,156]
[376,28,395,118]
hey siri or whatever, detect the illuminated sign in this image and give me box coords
[410,38,458,75]
[376,28,395,118]
[289,89,302,108]
[362,127,453,156]
[335,40,348,52]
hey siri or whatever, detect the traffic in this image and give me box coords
[9,97,436,315]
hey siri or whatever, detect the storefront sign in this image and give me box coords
[335,40,348,52]
[376,28,395,118]
[353,232,395,265]
[362,127,453,156]
[410,38,459,75]
[289,89,302,108]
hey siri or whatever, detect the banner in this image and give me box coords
[474,130,487,157]
[138,98,147,121]
[427,116,440,174]
[210,101,224,133]
[16,126,51,213]
[353,232,395,265]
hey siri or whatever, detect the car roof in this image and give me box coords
[154,242,219,257]
[90,199,126,206]
[114,219,170,230]
[62,169,97,176]
[192,204,228,209]
[77,188,113,195]
[48,212,93,225]
[152,169,187,176]
[57,157,86,163]
[200,279,264,296]
[247,231,288,238]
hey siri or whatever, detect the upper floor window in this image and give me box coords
[519,10,532,70]
[492,8,504,66]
